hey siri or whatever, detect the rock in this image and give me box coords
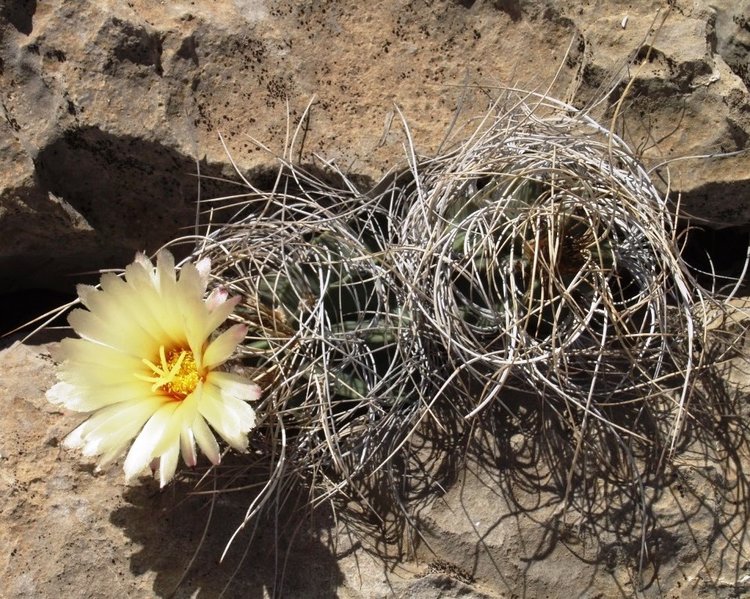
[0,339,526,597]
[573,0,750,227]
[2,1,750,594]
[0,340,405,598]
[3,337,750,597]
[1,0,748,297]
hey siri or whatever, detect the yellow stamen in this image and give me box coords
[135,345,202,399]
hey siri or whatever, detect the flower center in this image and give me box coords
[136,345,202,399]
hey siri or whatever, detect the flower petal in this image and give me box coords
[76,283,163,348]
[47,381,78,407]
[178,296,213,360]
[206,287,228,311]
[205,295,241,332]
[64,396,163,458]
[177,261,206,299]
[191,414,220,465]
[122,258,185,344]
[123,402,179,481]
[57,338,144,373]
[67,309,153,356]
[206,371,261,403]
[47,248,250,484]
[155,250,179,298]
[99,273,181,347]
[50,378,153,412]
[179,426,197,468]
[151,388,198,457]
[159,443,180,488]
[133,251,154,272]
[195,257,211,289]
[199,384,255,452]
[202,324,247,369]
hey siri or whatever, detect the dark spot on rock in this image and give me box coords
[45,49,67,62]
[634,44,666,64]
[2,100,21,131]
[266,74,294,107]
[491,0,522,21]
[726,118,749,151]
[176,35,199,66]
[3,0,36,36]
[104,18,164,76]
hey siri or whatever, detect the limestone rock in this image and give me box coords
[0,340,400,598]
[1,0,748,296]
[3,329,750,597]
[573,0,750,226]
[2,3,750,592]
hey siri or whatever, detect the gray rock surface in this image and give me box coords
[1,0,749,294]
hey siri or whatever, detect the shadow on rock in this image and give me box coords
[355,342,750,597]
[111,477,344,598]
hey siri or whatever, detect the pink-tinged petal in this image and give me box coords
[159,443,180,488]
[202,324,248,369]
[206,287,228,311]
[191,414,220,464]
[206,371,261,403]
[123,402,179,481]
[195,257,211,289]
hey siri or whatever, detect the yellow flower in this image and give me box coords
[47,250,260,487]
